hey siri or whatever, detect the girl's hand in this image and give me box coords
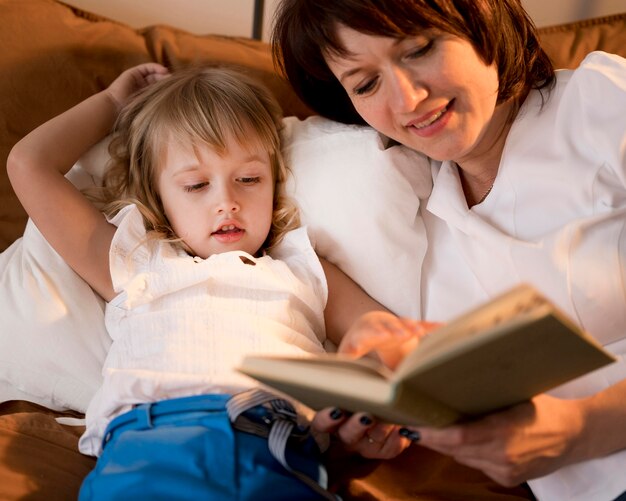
[105,63,170,111]
[339,311,440,369]
[311,313,440,459]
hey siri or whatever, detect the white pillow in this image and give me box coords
[282,116,430,317]
[0,139,112,411]
[0,116,431,412]
[0,221,110,412]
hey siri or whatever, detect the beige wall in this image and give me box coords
[63,0,258,37]
[522,0,626,27]
[64,0,626,41]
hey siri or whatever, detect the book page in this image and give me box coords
[394,285,548,380]
[239,284,615,423]
[266,353,395,379]
[238,353,396,404]
[238,354,461,425]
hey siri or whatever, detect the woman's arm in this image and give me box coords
[7,63,168,301]
[412,378,626,486]
[314,376,626,485]
[315,266,626,476]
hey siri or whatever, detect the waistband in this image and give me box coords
[104,393,232,443]
[101,390,337,500]
[103,392,311,444]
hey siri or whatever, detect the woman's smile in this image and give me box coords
[405,100,453,138]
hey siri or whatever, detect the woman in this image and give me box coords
[272,1,626,500]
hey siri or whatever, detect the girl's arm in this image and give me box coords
[316,258,440,459]
[319,257,390,344]
[7,63,168,301]
[320,257,433,366]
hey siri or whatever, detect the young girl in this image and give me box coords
[7,63,416,500]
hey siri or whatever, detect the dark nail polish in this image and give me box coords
[399,428,421,442]
[329,408,343,420]
[359,414,373,425]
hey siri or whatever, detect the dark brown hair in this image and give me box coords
[272,0,555,124]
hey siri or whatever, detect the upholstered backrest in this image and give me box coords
[0,0,624,251]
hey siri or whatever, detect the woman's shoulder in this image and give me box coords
[577,50,626,70]
[557,50,626,89]
[560,51,626,127]
[530,50,626,121]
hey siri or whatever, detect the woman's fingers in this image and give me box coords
[313,409,413,459]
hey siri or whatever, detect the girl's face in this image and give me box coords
[157,133,274,259]
[325,25,506,166]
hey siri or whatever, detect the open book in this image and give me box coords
[238,284,616,427]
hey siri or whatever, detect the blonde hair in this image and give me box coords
[101,65,299,253]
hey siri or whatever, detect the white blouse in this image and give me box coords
[420,52,626,501]
[79,204,328,456]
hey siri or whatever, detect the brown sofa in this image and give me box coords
[0,1,624,499]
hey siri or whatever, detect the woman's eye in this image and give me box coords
[238,176,261,185]
[184,182,209,193]
[405,40,434,60]
[354,77,378,96]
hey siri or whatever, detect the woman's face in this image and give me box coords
[325,25,505,166]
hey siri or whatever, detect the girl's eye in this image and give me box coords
[354,77,378,96]
[184,182,209,193]
[238,176,261,184]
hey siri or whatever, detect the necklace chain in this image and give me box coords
[477,184,494,204]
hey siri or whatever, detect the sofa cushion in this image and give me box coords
[538,13,626,69]
[0,0,310,251]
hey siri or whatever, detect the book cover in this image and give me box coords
[238,284,616,426]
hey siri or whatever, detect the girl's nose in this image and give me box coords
[389,68,426,113]
[216,200,240,214]
[215,186,240,214]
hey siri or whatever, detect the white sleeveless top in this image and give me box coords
[79,204,327,456]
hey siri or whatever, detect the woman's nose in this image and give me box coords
[389,68,425,113]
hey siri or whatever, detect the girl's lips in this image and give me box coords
[212,227,244,243]
[212,220,244,243]
[406,100,454,138]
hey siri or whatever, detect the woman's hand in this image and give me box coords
[313,394,586,477]
[315,380,626,486]
[413,394,588,486]
[312,408,414,459]
[105,63,170,111]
